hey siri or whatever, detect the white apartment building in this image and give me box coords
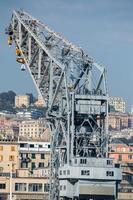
[109,96,126,113]
[15,95,30,108]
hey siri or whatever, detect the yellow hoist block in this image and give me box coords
[8,36,13,46]
[16,57,25,64]
[16,48,22,56]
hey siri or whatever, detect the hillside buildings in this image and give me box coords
[0,114,50,142]
[15,95,30,108]
[109,97,126,113]
[34,96,45,107]
[108,142,133,200]
[108,112,133,131]
[16,109,44,120]
[0,116,19,140]
[19,119,50,141]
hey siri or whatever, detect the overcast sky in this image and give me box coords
[0,0,133,111]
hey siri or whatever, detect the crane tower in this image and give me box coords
[6,10,121,200]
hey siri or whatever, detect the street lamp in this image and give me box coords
[7,163,13,200]
[9,163,12,200]
[8,162,16,200]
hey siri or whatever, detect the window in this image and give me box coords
[115,163,120,168]
[9,155,15,161]
[60,170,62,175]
[39,162,44,168]
[29,183,42,192]
[0,155,3,161]
[75,159,77,164]
[44,184,49,192]
[80,159,87,164]
[123,174,132,182]
[64,185,66,190]
[20,143,25,148]
[41,154,45,159]
[128,155,132,160]
[60,185,62,190]
[106,171,114,176]
[81,170,90,176]
[39,145,43,148]
[11,146,15,151]
[21,162,28,168]
[0,184,6,189]
[0,146,3,151]
[30,144,34,148]
[118,155,122,161]
[63,170,66,175]
[31,162,36,170]
[107,160,112,165]
[15,183,26,191]
[31,154,36,159]
[21,153,28,159]
[48,145,50,148]
[0,167,3,172]
[67,170,70,175]
[119,188,133,193]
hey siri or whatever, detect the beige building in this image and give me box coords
[108,143,133,200]
[15,95,30,108]
[0,118,19,140]
[0,141,19,173]
[19,119,50,141]
[0,177,49,200]
[34,96,45,107]
[0,140,50,200]
[108,112,129,130]
[109,96,126,113]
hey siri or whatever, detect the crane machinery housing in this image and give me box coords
[6,10,122,200]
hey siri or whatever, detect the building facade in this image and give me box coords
[0,140,50,200]
[19,141,50,171]
[19,119,50,141]
[0,141,19,173]
[0,176,49,200]
[34,96,45,108]
[109,97,126,113]
[0,117,19,140]
[108,143,133,200]
[15,95,30,108]
[108,112,133,131]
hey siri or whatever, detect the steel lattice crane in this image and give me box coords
[6,10,121,200]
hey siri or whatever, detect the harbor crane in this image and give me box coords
[6,10,121,200]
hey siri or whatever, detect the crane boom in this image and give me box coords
[6,10,121,200]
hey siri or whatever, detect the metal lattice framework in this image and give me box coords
[6,10,108,200]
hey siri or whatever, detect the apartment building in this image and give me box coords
[0,141,19,173]
[19,119,50,141]
[108,143,133,200]
[19,141,50,171]
[0,177,49,200]
[109,97,126,113]
[0,117,19,139]
[108,113,121,130]
[34,96,45,107]
[0,140,50,200]
[108,112,133,130]
[15,95,30,108]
